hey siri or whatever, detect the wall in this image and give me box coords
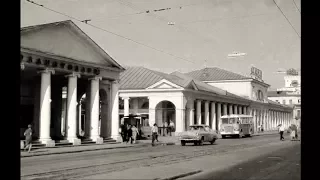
[207,81,252,99]
[251,81,269,102]
[284,75,301,88]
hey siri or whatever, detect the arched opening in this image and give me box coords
[155,101,176,136]
[78,93,86,138]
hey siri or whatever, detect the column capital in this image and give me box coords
[121,96,130,100]
[38,68,55,75]
[89,76,102,81]
[196,99,202,102]
[112,79,120,84]
[65,72,81,78]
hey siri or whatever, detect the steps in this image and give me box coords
[21,137,119,151]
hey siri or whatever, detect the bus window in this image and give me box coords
[229,118,237,124]
[222,119,229,124]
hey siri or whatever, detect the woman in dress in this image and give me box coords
[131,125,139,144]
[24,124,33,153]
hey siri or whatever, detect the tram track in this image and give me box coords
[22,137,279,180]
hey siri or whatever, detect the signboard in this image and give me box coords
[250,67,262,80]
[286,68,299,76]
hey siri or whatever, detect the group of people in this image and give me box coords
[278,123,299,141]
[120,124,140,144]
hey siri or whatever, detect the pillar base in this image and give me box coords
[39,138,55,147]
[67,137,81,145]
[90,136,104,144]
[111,134,121,142]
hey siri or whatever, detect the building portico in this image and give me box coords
[20,20,124,146]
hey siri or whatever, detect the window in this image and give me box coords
[282,100,286,104]
[298,99,301,103]
[297,110,301,117]
[289,99,293,105]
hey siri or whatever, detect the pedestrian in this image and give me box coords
[169,120,175,136]
[126,124,133,144]
[278,124,285,141]
[290,125,296,141]
[151,123,158,146]
[164,121,168,136]
[131,125,139,144]
[23,124,33,153]
[120,124,127,143]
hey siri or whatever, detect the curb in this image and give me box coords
[21,143,149,158]
[156,170,203,180]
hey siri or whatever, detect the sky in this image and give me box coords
[21,0,301,90]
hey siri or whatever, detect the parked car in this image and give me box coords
[140,126,152,138]
[178,125,218,146]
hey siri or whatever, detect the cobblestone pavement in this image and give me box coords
[21,133,294,180]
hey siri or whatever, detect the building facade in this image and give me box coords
[268,69,301,127]
[185,67,293,133]
[20,20,124,146]
[118,67,293,136]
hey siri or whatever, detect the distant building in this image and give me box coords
[268,69,301,127]
[118,66,293,135]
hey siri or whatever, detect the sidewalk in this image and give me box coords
[21,143,148,158]
[21,131,279,158]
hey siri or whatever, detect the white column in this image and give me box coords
[123,97,130,117]
[175,108,185,134]
[89,76,102,143]
[238,106,242,114]
[210,102,216,130]
[111,80,120,141]
[66,73,81,145]
[38,69,55,146]
[188,100,194,126]
[205,101,209,126]
[223,104,227,115]
[228,104,233,115]
[196,100,201,124]
[234,105,238,114]
[253,109,257,133]
[217,103,222,131]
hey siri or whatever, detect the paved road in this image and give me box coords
[181,142,300,180]
[21,133,295,180]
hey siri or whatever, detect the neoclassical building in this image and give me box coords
[20,20,124,146]
[118,66,293,136]
[268,69,301,127]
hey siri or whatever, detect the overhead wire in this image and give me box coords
[24,0,195,64]
[272,0,300,38]
[292,0,301,14]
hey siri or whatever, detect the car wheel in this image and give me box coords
[210,138,216,144]
[194,141,198,146]
[181,140,185,146]
[199,139,204,146]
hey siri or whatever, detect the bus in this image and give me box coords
[220,114,254,138]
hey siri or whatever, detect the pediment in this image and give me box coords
[21,21,123,70]
[147,79,183,89]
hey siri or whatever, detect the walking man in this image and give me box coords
[151,123,158,146]
[278,124,285,141]
[24,124,33,153]
[131,125,139,144]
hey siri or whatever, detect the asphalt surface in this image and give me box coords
[180,142,300,180]
[21,133,298,180]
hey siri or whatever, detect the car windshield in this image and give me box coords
[188,126,203,131]
[222,119,229,124]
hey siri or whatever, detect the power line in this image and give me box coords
[273,0,300,38]
[292,0,301,14]
[24,0,195,64]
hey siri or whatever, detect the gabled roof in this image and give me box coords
[119,67,252,103]
[185,67,251,81]
[21,20,124,70]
